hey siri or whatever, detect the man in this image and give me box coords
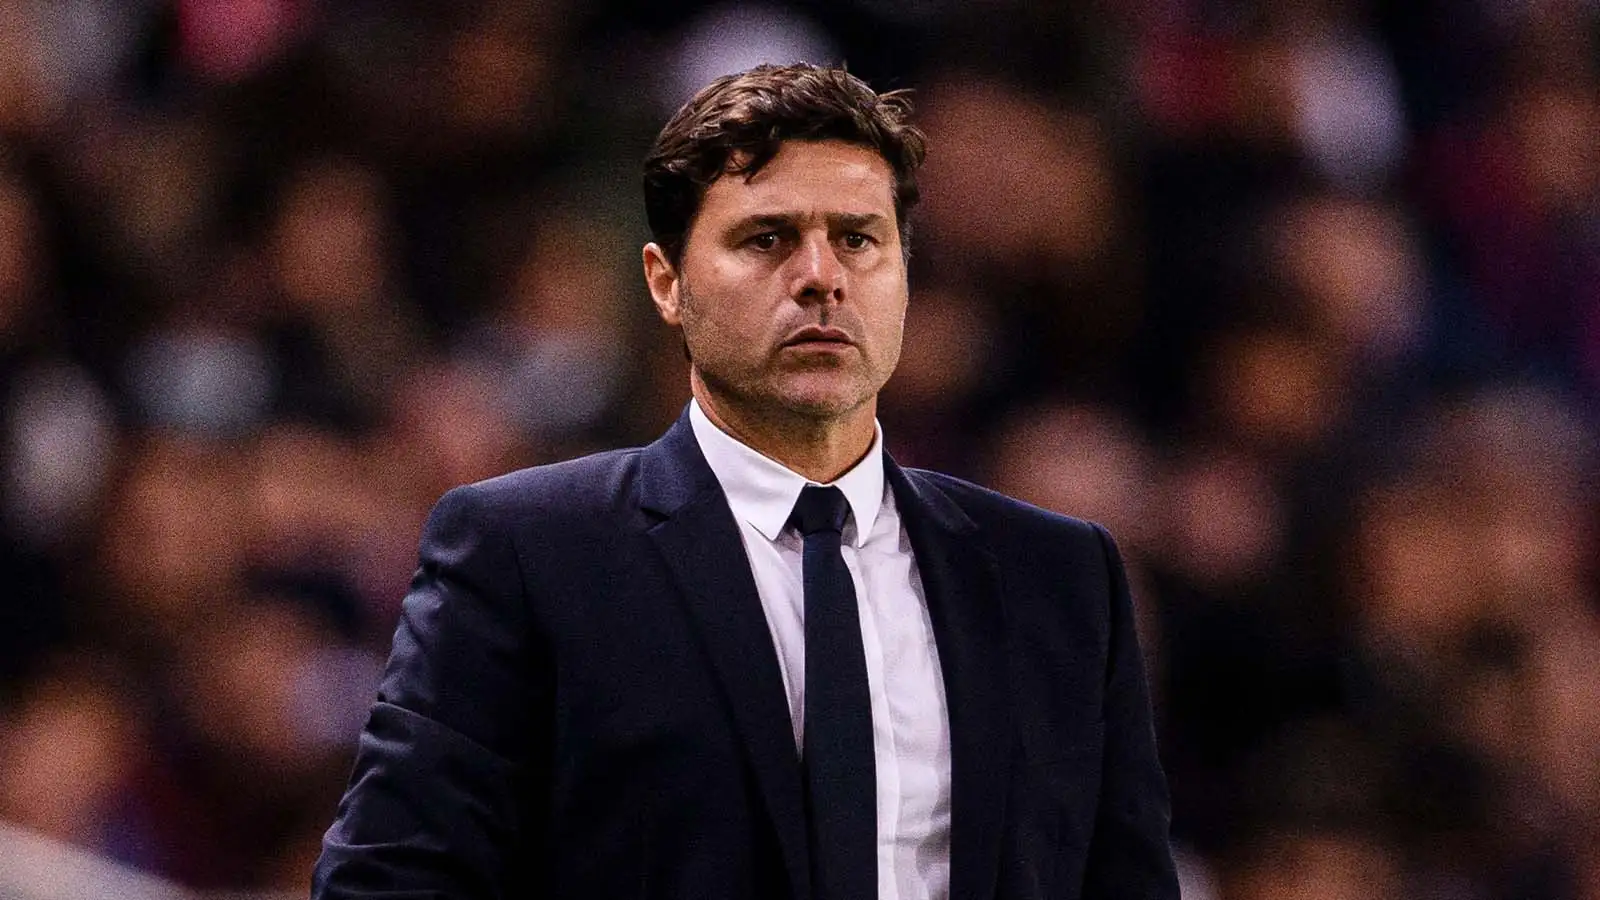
[314,63,1177,900]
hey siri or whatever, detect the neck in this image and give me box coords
[691,373,877,484]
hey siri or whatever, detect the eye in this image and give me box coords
[842,232,873,250]
[748,232,780,251]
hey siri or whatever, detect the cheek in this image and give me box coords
[883,322,907,370]
[701,266,781,323]
[687,291,746,334]
[682,286,771,354]
[872,295,910,357]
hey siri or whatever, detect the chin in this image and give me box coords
[769,379,873,421]
[777,397,858,420]
[701,365,877,422]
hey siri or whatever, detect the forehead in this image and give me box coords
[697,140,897,224]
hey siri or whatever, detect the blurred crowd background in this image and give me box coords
[0,0,1596,897]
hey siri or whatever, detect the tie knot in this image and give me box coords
[790,485,850,537]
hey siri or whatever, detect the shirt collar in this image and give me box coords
[688,399,885,548]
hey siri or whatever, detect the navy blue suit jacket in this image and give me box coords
[313,410,1178,899]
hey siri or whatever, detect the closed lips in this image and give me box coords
[785,327,853,345]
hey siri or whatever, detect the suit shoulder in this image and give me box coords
[907,468,1106,545]
[444,446,645,522]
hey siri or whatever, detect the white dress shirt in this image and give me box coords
[689,400,952,900]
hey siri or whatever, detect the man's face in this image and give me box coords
[645,140,908,423]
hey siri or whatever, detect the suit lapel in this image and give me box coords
[640,412,811,900]
[888,460,1011,900]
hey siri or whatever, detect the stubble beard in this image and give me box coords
[679,283,878,427]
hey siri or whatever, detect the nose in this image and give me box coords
[788,232,845,307]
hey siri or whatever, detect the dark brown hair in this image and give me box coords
[643,63,927,266]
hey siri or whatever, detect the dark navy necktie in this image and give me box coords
[790,484,876,900]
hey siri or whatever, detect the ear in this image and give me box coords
[642,243,683,326]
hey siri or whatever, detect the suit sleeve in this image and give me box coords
[313,484,549,899]
[1081,523,1179,899]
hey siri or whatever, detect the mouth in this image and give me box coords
[782,326,854,348]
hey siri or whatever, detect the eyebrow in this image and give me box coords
[733,212,891,232]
